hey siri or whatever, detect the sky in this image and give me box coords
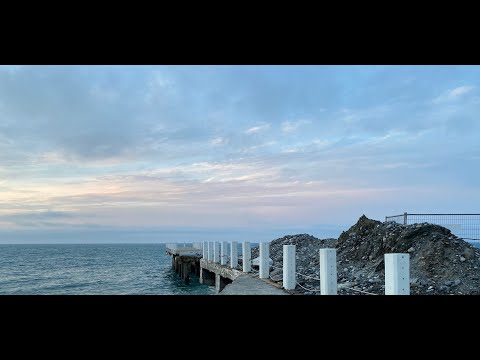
[0,65,479,243]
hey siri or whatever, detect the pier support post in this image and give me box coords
[214,242,220,263]
[230,241,238,269]
[283,245,296,290]
[183,262,189,284]
[221,241,228,266]
[385,253,410,295]
[208,242,214,262]
[259,242,270,279]
[242,242,251,273]
[320,249,337,295]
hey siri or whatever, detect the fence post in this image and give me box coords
[319,249,337,295]
[385,216,387,222]
[202,242,207,259]
[259,242,270,279]
[403,212,407,225]
[221,241,228,266]
[231,241,238,269]
[208,242,214,262]
[283,245,296,290]
[242,242,251,273]
[385,253,410,295]
[214,242,220,263]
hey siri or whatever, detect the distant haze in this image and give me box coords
[1,65,479,243]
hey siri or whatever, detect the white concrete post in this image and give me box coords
[230,241,238,269]
[202,242,207,259]
[208,242,214,262]
[320,249,337,295]
[259,242,270,279]
[214,242,220,263]
[221,241,228,266]
[283,245,296,290]
[171,243,177,252]
[242,242,251,273]
[385,253,410,295]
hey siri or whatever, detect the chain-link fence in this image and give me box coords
[385,213,480,244]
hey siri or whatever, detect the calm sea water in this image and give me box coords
[0,244,215,295]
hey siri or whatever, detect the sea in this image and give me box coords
[0,243,215,295]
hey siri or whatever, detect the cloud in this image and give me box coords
[432,85,475,104]
[210,137,228,145]
[245,123,270,134]
[2,65,480,240]
[281,119,310,133]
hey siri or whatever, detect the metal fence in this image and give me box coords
[385,213,480,243]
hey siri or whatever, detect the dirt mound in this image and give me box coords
[263,215,480,295]
[335,215,480,295]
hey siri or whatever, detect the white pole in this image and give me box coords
[230,241,238,269]
[202,242,207,259]
[221,241,228,266]
[283,245,296,290]
[259,242,270,279]
[319,249,337,295]
[208,242,214,262]
[385,253,410,295]
[242,242,251,273]
[214,242,220,263]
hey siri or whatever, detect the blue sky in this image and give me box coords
[0,65,479,243]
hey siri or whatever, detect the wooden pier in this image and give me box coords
[166,246,202,284]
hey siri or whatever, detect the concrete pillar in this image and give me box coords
[202,242,207,259]
[183,262,189,284]
[231,241,238,269]
[214,242,220,263]
[385,253,410,295]
[221,241,228,266]
[259,242,270,279]
[319,249,337,295]
[242,242,251,273]
[403,212,407,225]
[283,245,296,290]
[208,242,214,262]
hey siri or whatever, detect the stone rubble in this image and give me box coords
[252,215,480,295]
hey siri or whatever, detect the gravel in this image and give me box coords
[259,215,480,295]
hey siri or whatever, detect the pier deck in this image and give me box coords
[219,274,288,295]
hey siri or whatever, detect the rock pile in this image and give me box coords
[261,215,480,295]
